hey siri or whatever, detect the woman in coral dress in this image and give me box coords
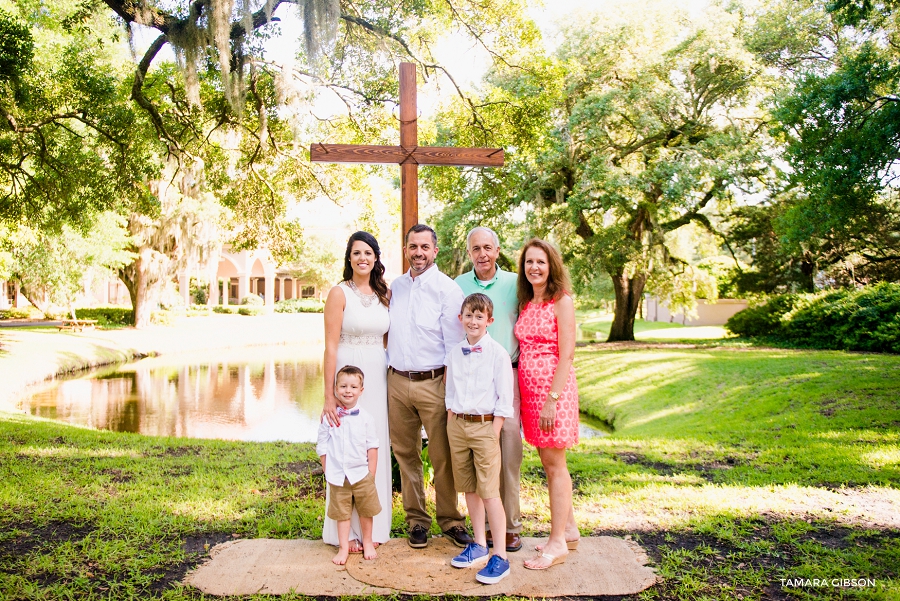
[514,238,579,571]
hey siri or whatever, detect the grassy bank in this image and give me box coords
[563,346,900,600]
[2,344,899,599]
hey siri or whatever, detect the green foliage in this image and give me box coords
[746,0,900,279]
[189,277,208,305]
[0,8,32,84]
[2,212,134,317]
[0,2,158,227]
[73,307,134,326]
[726,283,900,352]
[427,1,771,339]
[695,256,744,298]
[0,307,29,319]
[237,305,264,316]
[212,305,238,314]
[785,283,900,353]
[274,298,325,313]
[281,236,341,295]
[724,294,801,337]
[149,310,174,326]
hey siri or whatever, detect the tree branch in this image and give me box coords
[660,179,724,232]
[131,34,179,150]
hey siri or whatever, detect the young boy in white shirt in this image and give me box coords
[316,365,381,565]
[445,293,514,584]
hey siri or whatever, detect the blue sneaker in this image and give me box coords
[450,542,490,568]
[476,554,510,584]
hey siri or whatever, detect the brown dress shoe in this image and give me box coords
[505,532,523,552]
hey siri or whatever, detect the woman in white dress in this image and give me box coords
[322,231,392,549]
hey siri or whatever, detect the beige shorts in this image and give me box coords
[327,473,382,521]
[447,416,501,499]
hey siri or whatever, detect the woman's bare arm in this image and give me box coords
[539,295,577,431]
[322,285,346,426]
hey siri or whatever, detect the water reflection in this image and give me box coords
[20,348,325,442]
[579,412,613,439]
[20,348,612,444]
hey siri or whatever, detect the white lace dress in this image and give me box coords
[322,281,392,545]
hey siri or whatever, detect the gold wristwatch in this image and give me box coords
[547,391,561,402]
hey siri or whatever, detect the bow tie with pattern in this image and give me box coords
[337,407,359,417]
[462,345,483,355]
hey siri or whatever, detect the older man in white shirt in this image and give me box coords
[388,224,473,549]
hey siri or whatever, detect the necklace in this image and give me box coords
[347,280,377,308]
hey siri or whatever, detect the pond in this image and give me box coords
[19,347,609,442]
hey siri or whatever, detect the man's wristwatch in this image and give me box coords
[547,391,561,402]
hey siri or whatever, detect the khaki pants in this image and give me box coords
[388,369,465,532]
[493,367,522,533]
[447,416,502,499]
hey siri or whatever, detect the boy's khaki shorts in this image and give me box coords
[327,473,382,521]
[447,416,501,499]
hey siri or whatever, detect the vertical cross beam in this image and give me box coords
[399,62,418,262]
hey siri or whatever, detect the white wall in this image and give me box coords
[645,296,748,326]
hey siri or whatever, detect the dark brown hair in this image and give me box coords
[342,231,389,307]
[516,238,572,310]
[460,292,494,319]
[336,365,364,386]
[405,223,438,246]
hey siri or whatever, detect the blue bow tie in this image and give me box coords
[337,407,360,417]
[462,345,483,355]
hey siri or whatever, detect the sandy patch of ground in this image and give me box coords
[184,536,657,597]
[563,484,900,532]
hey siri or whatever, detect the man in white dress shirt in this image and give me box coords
[387,224,473,549]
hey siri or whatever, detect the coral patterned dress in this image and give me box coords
[514,297,579,449]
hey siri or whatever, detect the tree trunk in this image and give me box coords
[799,254,816,292]
[608,272,648,342]
[16,282,51,317]
[119,248,166,328]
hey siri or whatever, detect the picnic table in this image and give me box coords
[57,319,98,332]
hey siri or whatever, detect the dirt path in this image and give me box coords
[0,313,324,412]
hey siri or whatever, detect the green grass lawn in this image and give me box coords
[2,345,899,599]
[562,346,900,600]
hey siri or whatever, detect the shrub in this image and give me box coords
[238,306,264,316]
[725,294,800,337]
[0,307,31,320]
[785,283,900,353]
[212,305,238,314]
[726,283,900,353]
[150,310,174,326]
[241,294,264,306]
[274,298,325,313]
[74,307,134,326]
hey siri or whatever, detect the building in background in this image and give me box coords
[644,296,748,326]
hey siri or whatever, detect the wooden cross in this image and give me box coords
[310,62,504,270]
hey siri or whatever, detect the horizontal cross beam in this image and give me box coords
[310,143,505,167]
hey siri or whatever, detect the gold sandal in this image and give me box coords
[523,552,567,570]
[535,539,579,552]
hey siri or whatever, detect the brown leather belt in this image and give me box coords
[390,366,445,381]
[457,413,494,422]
